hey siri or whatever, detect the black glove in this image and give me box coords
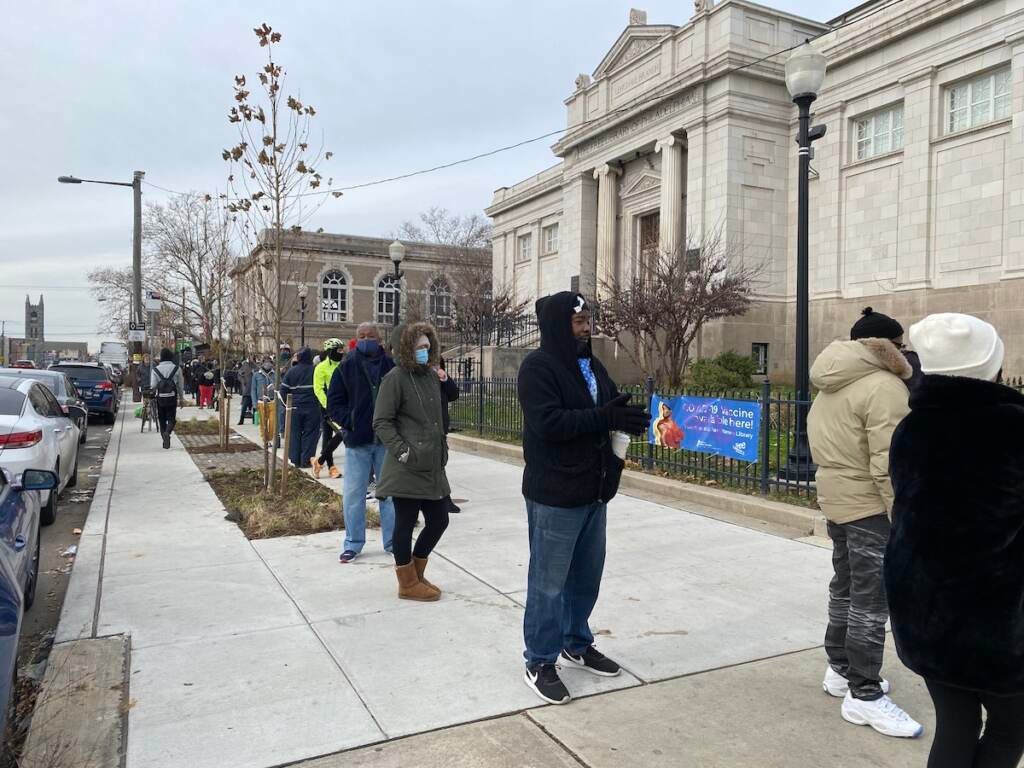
[602,393,651,436]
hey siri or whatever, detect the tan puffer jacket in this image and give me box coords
[807,338,912,524]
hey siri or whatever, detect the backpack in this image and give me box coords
[154,365,179,399]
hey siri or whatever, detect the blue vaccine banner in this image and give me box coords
[649,394,761,462]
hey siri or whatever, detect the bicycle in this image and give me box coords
[140,389,158,433]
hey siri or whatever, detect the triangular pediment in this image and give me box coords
[622,172,661,197]
[593,25,677,79]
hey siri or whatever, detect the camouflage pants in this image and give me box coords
[825,514,891,701]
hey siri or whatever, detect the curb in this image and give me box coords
[447,433,824,535]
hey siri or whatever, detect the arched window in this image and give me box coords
[320,270,347,322]
[428,276,452,328]
[376,274,399,324]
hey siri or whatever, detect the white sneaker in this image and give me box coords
[841,693,923,738]
[823,665,891,697]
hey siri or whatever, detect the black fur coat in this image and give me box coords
[885,375,1024,695]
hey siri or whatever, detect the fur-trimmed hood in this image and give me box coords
[811,338,912,394]
[396,321,441,372]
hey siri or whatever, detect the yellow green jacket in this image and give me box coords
[313,357,340,409]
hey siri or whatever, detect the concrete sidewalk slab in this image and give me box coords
[297,715,581,768]
[128,624,384,768]
[312,594,641,739]
[97,560,306,649]
[528,637,935,768]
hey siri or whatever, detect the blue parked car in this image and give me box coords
[0,466,54,735]
[49,363,119,424]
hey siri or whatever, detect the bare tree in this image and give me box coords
[144,192,234,344]
[595,229,763,387]
[395,207,491,249]
[87,264,169,340]
[445,249,528,346]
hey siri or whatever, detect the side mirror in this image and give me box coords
[19,469,58,492]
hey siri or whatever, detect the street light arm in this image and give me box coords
[57,175,133,188]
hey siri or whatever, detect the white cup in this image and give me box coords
[611,430,631,460]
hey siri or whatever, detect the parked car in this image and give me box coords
[0,378,80,525]
[0,368,89,444]
[10,361,35,370]
[108,364,124,387]
[0,467,56,739]
[49,363,119,424]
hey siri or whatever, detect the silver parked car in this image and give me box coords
[0,378,80,525]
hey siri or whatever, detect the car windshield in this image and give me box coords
[0,371,63,396]
[0,390,26,416]
[51,366,107,382]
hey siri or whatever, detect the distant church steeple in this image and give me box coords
[25,294,44,342]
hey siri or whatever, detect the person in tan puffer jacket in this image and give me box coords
[807,307,923,739]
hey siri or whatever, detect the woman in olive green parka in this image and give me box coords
[373,322,451,602]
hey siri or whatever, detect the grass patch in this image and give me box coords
[207,468,380,539]
[174,419,220,435]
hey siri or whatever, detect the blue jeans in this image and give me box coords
[523,499,607,667]
[342,443,395,554]
[289,407,321,468]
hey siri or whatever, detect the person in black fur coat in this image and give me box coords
[885,313,1024,768]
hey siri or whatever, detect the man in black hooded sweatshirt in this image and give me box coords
[517,292,650,705]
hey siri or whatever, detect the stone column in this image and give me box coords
[593,164,622,296]
[896,67,936,288]
[656,134,686,257]
[561,172,599,297]
[1005,32,1024,276]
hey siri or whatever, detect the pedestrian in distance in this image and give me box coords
[885,314,1024,768]
[517,292,650,705]
[310,338,345,479]
[373,322,452,601]
[436,357,461,513]
[138,353,153,395]
[807,307,922,738]
[251,357,275,409]
[279,346,321,469]
[237,358,254,424]
[151,348,184,450]
[327,322,396,563]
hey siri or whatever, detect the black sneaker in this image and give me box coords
[560,646,621,677]
[162,431,171,449]
[524,663,571,705]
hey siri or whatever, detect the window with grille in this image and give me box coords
[428,277,453,328]
[376,275,399,324]
[638,211,660,278]
[947,67,1012,134]
[320,270,347,322]
[752,343,769,376]
[543,224,559,254]
[516,233,532,263]
[854,104,904,161]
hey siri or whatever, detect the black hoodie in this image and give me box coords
[517,291,624,507]
[280,346,319,411]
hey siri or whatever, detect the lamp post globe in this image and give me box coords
[297,283,308,347]
[784,42,827,100]
[388,240,406,328]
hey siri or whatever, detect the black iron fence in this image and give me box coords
[449,375,817,500]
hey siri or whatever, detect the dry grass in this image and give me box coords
[207,468,380,539]
[174,419,220,435]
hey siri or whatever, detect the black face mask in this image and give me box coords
[329,350,342,362]
[576,338,591,358]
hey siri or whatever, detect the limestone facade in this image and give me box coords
[229,231,490,353]
[487,0,1024,377]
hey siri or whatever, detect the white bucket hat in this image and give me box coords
[909,313,1004,381]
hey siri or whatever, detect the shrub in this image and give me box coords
[688,350,757,390]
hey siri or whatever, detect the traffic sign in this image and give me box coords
[128,320,147,342]
[144,290,163,313]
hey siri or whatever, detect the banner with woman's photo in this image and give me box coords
[649,394,761,462]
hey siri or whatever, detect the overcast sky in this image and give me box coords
[1,0,851,349]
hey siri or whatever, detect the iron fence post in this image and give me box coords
[759,378,771,496]
[644,376,655,470]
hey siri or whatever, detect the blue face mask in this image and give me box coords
[415,348,430,365]
[356,339,379,355]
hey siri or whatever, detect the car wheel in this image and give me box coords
[24,525,40,611]
[79,420,88,444]
[105,411,116,425]
[66,450,79,489]
[40,471,57,527]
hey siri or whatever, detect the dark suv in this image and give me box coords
[49,363,119,423]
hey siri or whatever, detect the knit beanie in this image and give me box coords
[850,307,903,341]
[908,313,1004,382]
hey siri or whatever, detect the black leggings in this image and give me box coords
[318,415,343,466]
[926,679,1024,768]
[392,497,450,567]
[156,402,177,435]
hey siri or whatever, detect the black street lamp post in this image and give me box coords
[783,42,828,481]
[388,240,406,331]
[297,283,308,347]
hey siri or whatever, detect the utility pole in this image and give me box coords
[0,320,5,366]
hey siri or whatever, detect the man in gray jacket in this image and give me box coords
[151,348,185,449]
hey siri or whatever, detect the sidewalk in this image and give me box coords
[55,405,936,768]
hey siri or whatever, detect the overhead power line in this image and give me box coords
[143,0,905,200]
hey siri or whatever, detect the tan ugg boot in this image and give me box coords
[413,556,441,597]
[395,562,440,602]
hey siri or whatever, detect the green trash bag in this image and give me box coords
[134,405,143,419]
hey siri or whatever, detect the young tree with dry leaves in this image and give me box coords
[595,228,763,387]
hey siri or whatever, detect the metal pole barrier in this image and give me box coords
[759,378,771,496]
[644,376,655,471]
